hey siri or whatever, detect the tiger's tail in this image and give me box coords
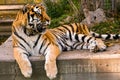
[90,31,120,40]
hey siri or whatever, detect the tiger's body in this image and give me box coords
[12,4,120,79]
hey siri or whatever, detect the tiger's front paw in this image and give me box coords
[45,62,58,79]
[46,67,57,79]
[21,66,32,78]
[19,61,32,78]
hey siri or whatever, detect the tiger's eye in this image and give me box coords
[36,6,38,8]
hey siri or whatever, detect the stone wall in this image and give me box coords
[0,0,42,36]
[0,36,120,80]
[0,0,34,4]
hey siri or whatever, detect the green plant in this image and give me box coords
[91,19,120,34]
[0,36,8,45]
[44,0,71,18]
[49,14,69,28]
[44,0,81,28]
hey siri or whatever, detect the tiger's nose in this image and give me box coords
[100,45,107,52]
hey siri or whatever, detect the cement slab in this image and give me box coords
[0,36,120,62]
[0,37,120,80]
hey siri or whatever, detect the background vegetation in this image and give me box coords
[44,0,83,28]
[0,0,120,45]
[91,19,120,34]
[43,0,120,34]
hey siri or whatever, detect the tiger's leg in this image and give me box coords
[14,48,32,78]
[74,34,106,51]
[73,42,97,52]
[73,42,89,50]
[44,45,61,79]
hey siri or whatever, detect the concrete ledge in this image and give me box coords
[0,37,120,80]
[0,5,23,10]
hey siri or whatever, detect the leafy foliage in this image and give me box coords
[44,0,71,18]
[44,0,80,28]
[91,19,120,34]
[0,36,8,45]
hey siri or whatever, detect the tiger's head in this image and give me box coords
[89,38,107,52]
[13,4,51,35]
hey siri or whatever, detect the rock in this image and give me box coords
[81,8,107,27]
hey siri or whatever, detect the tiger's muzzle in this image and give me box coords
[36,23,47,33]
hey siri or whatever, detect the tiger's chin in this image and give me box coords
[91,46,106,53]
[24,28,38,36]
[24,27,47,36]
[37,26,47,34]
[37,27,47,33]
[34,23,47,33]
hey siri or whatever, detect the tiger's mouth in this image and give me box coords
[92,45,107,53]
[36,23,47,33]
[26,22,48,36]
[36,20,50,33]
[27,21,50,34]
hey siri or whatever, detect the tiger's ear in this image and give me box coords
[22,4,31,14]
[38,3,46,9]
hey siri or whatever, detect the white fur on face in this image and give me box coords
[34,6,41,14]
[88,40,97,51]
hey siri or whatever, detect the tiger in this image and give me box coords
[12,4,108,79]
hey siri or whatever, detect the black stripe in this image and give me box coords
[61,39,72,50]
[39,38,47,53]
[19,42,27,50]
[82,35,86,42]
[51,32,64,48]
[92,33,101,38]
[53,33,67,51]
[75,23,79,32]
[113,34,119,39]
[31,14,34,21]
[27,13,30,22]
[13,38,26,50]
[87,37,92,43]
[13,46,26,52]
[75,34,79,41]
[73,42,82,49]
[23,52,31,57]
[82,24,86,29]
[62,25,72,41]
[43,43,50,54]
[14,32,30,48]
[63,47,67,51]
[92,33,95,37]
[53,31,64,39]
[105,34,111,39]
[56,28,64,32]
[52,32,61,41]
[32,8,34,12]
[83,24,88,30]
[33,34,41,48]
[13,35,27,51]
[58,42,64,50]
[80,43,84,49]
[24,27,27,35]
[98,34,102,38]
[62,40,70,47]
[69,24,74,33]
[13,46,31,56]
